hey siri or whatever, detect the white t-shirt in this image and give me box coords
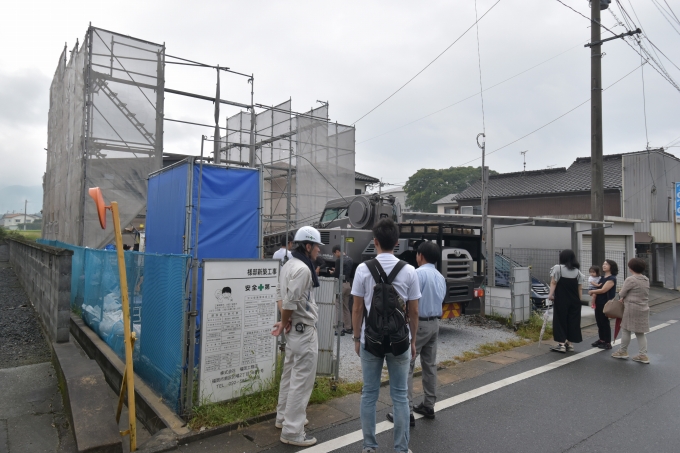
[272,247,293,264]
[351,253,421,343]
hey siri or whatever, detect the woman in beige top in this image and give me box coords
[611,258,651,364]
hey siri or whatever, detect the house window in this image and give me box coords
[355,189,362,195]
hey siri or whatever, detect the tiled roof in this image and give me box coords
[433,194,459,205]
[355,171,380,183]
[456,154,623,200]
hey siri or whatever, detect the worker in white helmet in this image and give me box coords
[271,225,323,447]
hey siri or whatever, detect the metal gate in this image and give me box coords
[314,277,337,375]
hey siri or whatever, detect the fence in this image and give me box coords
[39,239,190,413]
[495,247,627,290]
[314,277,337,376]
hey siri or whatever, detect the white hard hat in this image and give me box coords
[294,226,323,245]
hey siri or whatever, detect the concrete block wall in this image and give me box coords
[8,238,73,343]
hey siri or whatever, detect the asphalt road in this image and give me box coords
[262,303,680,453]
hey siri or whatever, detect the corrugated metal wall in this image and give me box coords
[623,152,680,233]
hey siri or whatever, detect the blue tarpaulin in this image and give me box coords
[145,159,261,365]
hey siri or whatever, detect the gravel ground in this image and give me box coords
[0,242,52,369]
[336,315,520,382]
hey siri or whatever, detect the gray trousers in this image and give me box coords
[336,281,352,330]
[276,326,318,438]
[620,328,648,355]
[408,318,439,410]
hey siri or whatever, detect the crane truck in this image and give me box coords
[265,193,485,318]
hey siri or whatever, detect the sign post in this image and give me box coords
[199,259,278,403]
[674,182,680,290]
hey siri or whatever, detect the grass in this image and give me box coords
[189,365,362,430]
[0,228,41,242]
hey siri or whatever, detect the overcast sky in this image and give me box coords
[2,0,679,194]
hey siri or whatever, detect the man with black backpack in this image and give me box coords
[351,219,420,453]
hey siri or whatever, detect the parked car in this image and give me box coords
[494,253,552,311]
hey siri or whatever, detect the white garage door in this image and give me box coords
[582,235,627,289]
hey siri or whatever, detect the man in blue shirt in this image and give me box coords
[387,241,446,424]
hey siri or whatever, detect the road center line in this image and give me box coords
[300,320,677,453]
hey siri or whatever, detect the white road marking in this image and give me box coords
[300,320,677,453]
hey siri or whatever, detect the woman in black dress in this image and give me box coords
[588,259,618,349]
[548,250,584,353]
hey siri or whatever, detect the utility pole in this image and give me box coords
[590,0,605,270]
[23,199,28,231]
[477,133,488,282]
[588,1,641,269]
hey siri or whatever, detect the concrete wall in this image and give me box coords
[8,238,72,343]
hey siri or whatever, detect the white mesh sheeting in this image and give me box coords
[44,27,164,247]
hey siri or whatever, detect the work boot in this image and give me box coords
[386,412,415,427]
[413,403,435,419]
[280,432,317,447]
[632,354,650,364]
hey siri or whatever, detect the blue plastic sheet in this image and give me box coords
[146,160,261,366]
[39,239,189,413]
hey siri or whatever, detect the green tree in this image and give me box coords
[403,166,496,213]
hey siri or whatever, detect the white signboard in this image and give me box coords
[199,259,279,403]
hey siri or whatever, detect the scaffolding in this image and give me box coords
[221,101,355,239]
[43,25,355,251]
[43,26,164,247]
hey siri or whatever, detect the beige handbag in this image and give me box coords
[603,297,624,319]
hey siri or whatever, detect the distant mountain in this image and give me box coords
[0,185,43,215]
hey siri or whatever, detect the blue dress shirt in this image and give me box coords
[416,263,446,317]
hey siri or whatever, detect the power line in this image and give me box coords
[652,0,680,36]
[351,0,502,125]
[452,61,646,168]
[356,41,585,145]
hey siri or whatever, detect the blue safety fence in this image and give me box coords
[38,239,190,413]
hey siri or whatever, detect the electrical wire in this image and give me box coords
[351,0,502,125]
[452,61,646,168]
[652,0,680,36]
[356,41,585,145]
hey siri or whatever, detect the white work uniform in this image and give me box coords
[273,247,293,264]
[275,257,319,439]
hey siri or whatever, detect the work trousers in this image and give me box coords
[594,301,612,343]
[276,326,318,438]
[620,328,648,355]
[336,281,352,330]
[408,318,439,410]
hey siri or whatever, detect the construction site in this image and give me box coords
[42,25,356,250]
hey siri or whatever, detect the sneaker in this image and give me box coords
[413,403,435,419]
[611,350,629,360]
[335,330,345,336]
[362,448,377,453]
[280,432,317,447]
[550,344,566,353]
[597,342,612,350]
[386,412,416,427]
[591,339,604,347]
[565,343,574,352]
[632,354,650,364]
[275,418,309,429]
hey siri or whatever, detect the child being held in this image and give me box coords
[588,265,602,308]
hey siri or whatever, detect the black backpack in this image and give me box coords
[363,259,410,357]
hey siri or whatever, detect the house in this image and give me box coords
[453,149,680,288]
[355,171,379,195]
[432,194,459,214]
[372,186,409,210]
[1,213,41,230]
